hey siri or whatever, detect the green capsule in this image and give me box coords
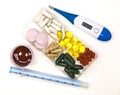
[55,53,65,65]
[64,67,75,79]
[65,53,75,64]
[68,67,80,74]
[56,62,67,67]
[63,57,75,67]
[73,65,84,70]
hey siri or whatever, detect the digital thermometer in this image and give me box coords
[49,6,112,41]
[9,66,88,87]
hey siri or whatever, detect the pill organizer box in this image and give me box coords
[23,7,97,79]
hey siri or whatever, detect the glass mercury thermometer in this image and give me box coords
[9,66,88,87]
[49,6,112,41]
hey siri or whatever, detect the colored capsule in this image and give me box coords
[72,52,79,58]
[73,65,84,70]
[71,38,78,44]
[55,53,65,65]
[64,67,75,79]
[63,37,71,44]
[67,67,80,74]
[65,31,73,38]
[63,57,75,67]
[68,48,74,55]
[79,45,86,53]
[76,41,83,47]
[57,30,63,41]
[65,53,75,64]
[65,43,72,49]
[73,44,79,52]
[56,62,67,67]
[59,40,65,46]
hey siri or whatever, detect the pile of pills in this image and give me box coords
[24,8,97,79]
[26,28,48,50]
[55,53,83,79]
[56,30,96,66]
[45,42,63,59]
[34,10,63,40]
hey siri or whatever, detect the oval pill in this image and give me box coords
[65,53,75,64]
[55,53,65,65]
[73,65,83,70]
[59,40,65,46]
[49,26,57,33]
[39,18,49,27]
[63,56,75,67]
[57,30,63,41]
[35,32,48,46]
[64,67,75,79]
[65,31,73,38]
[34,41,46,50]
[52,19,62,28]
[26,28,38,42]
[44,26,51,34]
[67,67,79,74]
[42,10,52,19]
[51,23,61,31]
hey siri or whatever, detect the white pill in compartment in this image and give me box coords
[39,18,49,27]
[47,20,52,26]
[52,19,62,28]
[49,26,57,33]
[50,33,58,40]
[44,26,51,34]
[42,10,52,19]
[50,23,61,31]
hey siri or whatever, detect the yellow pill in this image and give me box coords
[73,52,79,58]
[63,37,71,44]
[65,31,73,38]
[76,41,83,47]
[71,38,78,44]
[68,48,74,55]
[65,43,72,49]
[57,30,62,41]
[79,45,86,53]
[72,44,79,52]
[59,40,65,46]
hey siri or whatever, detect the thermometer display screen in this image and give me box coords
[82,22,93,30]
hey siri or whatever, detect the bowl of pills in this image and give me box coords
[24,7,97,79]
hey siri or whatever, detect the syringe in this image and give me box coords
[9,66,88,87]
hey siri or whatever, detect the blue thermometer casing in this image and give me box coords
[49,6,112,41]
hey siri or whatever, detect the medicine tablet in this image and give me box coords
[51,23,61,31]
[35,32,48,47]
[39,18,49,27]
[12,45,32,67]
[26,28,38,42]
[52,19,62,28]
[42,10,52,19]
[33,41,46,50]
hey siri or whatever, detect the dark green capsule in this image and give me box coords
[55,53,65,65]
[68,68,80,74]
[63,57,75,67]
[56,62,67,67]
[64,53,75,64]
[73,65,84,70]
[64,67,75,79]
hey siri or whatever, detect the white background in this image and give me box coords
[0,0,120,95]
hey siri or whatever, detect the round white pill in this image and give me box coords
[26,28,38,42]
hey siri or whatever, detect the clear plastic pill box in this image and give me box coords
[23,7,97,79]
